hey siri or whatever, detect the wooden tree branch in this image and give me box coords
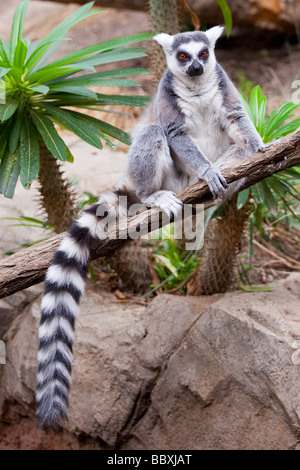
[0,129,299,299]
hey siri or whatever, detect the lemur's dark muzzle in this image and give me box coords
[187,60,203,76]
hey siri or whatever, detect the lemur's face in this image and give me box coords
[154,27,224,80]
[173,40,210,77]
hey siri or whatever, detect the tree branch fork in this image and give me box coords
[0,129,299,299]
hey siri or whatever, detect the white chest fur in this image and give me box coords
[175,79,230,163]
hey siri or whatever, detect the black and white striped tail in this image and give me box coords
[36,187,129,428]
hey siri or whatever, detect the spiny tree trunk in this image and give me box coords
[38,141,78,233]
[147,0,180,81]
[192,197,251,294]
[196,184,254,294]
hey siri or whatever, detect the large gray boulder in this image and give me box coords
[1,273,300,449]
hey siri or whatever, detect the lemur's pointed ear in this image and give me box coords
[153,33,173,52]
[205,26,224,47]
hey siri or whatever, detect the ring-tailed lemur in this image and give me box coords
[36,26,265,427]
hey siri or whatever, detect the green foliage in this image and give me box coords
[2,215,54,254]
[238,84,300,268]
[236,70,254,101]
[0,0,152,198]
[78,191,99,209]
[217,0,232,38]
[241,86,300,143]
[3,215,54,230]
[238,85,300,217]
[152,225,199,292]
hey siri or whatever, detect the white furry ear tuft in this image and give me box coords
[153,33,173,51]
[205,26,224,47]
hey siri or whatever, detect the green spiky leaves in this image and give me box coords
[238,85,300,227]
[0,0,152,198]
[217,0,232,38]
[242,86,300,143]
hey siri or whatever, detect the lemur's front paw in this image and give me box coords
[201,167,228,199]
[258,142,273,153]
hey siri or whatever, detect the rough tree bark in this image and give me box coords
[0,129,299,299]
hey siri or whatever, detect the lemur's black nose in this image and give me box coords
[188,60,203,76]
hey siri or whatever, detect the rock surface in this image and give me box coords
[1,273,300,449]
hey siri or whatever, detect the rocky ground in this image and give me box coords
[0,0,299,450]
[1,273,300,450]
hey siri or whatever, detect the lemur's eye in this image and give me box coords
[179,53,187,60]
[201,50,208,57]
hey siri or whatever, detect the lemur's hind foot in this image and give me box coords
[142,190,183,219]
